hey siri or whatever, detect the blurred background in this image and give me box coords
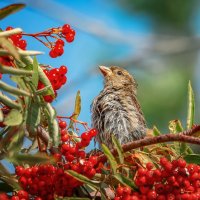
[1,0,200,146]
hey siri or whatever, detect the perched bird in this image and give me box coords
[91,66,146,149]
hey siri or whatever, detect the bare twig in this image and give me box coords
[97,125,200,163]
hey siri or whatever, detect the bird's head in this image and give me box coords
[99,66,138,91]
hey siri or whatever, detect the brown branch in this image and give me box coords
[97,125,200,163]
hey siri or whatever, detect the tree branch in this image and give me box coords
[97,125,200,163]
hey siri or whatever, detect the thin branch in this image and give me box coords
[97,125,200,163]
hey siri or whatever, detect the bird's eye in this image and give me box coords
[117,71,123,76]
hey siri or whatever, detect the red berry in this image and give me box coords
[65,33,74,43]
[62,24,71,34]
[160,157,168,166]
[19,176,27,186]
[89,128,98,137]
[65,153,75,162]
[49,49,57,58]
[18,39,27,50]
[137,168,147,176]
[56,39,65,46]
[43,95,54,103]
[6,26,13,31]
[87,168,96,178]
[11,196,19,200]
[147,190,157,200]
[59,65,68,74]
[54,45,64,56]
[89,156,98,165]
[139,186,149,194]
[77,150,86,158]
[69,29,76,36]
[17,190,29,199]
[0,193,9,200]
[61,76,67,85]
[177,159,186,168]
[15,166,24,176]
[116,186,124,196]
[146,162,154,170]
[81,132,91,141]
[59,121,67,129]
[124,187,131,195]
[43,69,49,75]
[61,134,69,142]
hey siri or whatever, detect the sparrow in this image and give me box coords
[91,66,146,149]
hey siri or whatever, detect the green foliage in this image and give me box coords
[114,173,138,190]
[184,154,200,164]
[101,144,118,174]
[3,109,23,126]
[187,81,195,130]
[112,135,124,164]
[69,90,81,130]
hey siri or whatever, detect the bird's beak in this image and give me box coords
[99,66,112,77]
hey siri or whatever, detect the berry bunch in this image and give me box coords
[114,158,200,200]
[14,129,98,200]
[61,24,75,43]
[37,65,68,103]
[49,24,75,58]
[6,26,27,50]
[0,26,27,67]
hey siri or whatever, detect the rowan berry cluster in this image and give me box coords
[0,26,27,67]
[6,26,27,50]
[114,158,200,200]
[49,24,75,58]
[0,190,30,200]
[13,129,98,200]
[37,65,68,103]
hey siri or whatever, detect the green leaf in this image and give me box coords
[7,153,55,166]
[35,85,51,95]
[46,103,59,147]
[38,65,54,96]
[0,163,21,190]
[26,100,40,133]
[0,91,21,109]
[0,37,19,60]
[101,144,117,174]
[169,120,183,133]
[0,4,25,20]
[3,109,23,126]
[0,126,18,150]
[113,173,138,191]
[169,120,191,155]
[112,135,124,164]
[32,57,39,87]
[184,154,200,164]
[0,109,3,122]
[0,182,13,192]
[67,170,100,189]
[7,125,24,154]
[0,64,33,76]
[153,126,161,136]
[0,80,30,96]
[69,91,81,129]
[187,81,195,130]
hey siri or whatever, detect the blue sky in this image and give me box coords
[0,1,151,125]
